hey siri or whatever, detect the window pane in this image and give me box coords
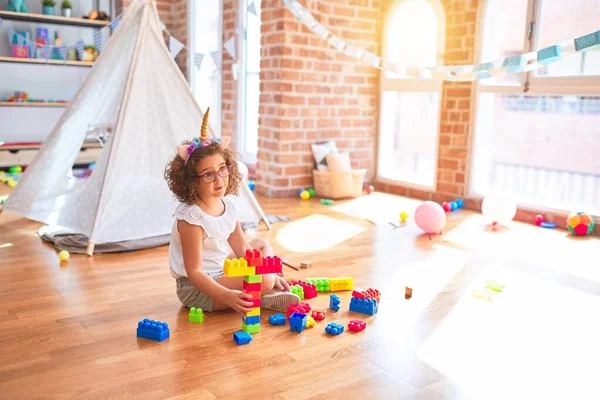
[472,93,600,215]
[191,1,222,134]
[535,0,600,77]
[378,91,440,187]
[384,0,438,79]
[479,0,529,86]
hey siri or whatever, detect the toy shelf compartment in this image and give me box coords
[0,56,94,67]
[0,10,109,28]
[313,169,367,199]
[0,101,69,107]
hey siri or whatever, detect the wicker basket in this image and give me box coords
[312,169,367,199]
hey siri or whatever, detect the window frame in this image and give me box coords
[376,0,447,191]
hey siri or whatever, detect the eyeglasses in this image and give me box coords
[196,164,231,183]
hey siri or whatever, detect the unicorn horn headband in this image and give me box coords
[177,107,231,164]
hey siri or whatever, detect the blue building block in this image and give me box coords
[325,322,344,335]
[537,45,562,65]
[233,331,253,345]
[242,315,260,325]
[349,297,378,316]
[268,313,286,325]
[574,30,600,51]
[289,312,307,332]
[137,319,170,342]
[329,294,340,311]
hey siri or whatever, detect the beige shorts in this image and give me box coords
[176,274,223,312]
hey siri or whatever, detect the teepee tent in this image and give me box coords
[4,0,270,254]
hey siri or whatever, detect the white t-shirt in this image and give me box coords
[168,199,237,278]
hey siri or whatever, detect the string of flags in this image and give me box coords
[283,0,600,82]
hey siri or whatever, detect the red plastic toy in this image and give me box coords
[352,288,381,304]
[311,310,325,321]
[287,280,318,299]
[535,214,544,226]
[348,319,366,332]
[245,248,263,267]
[442,202,452,212]
[287,302,311,318]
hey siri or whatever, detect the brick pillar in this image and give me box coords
[222,0,238,139]
[256,0,381,197]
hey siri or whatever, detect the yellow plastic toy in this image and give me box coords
[58,250,70,261]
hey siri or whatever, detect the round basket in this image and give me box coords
[312,169,367,199]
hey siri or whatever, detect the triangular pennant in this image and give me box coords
[76,40,85,60]
[109,15,122,32]
[248,1,257,16]
[168,36,184,58]
[193,52,204,69]
[159,21,166,31]
[224,36,236,59]
[236,24,247,40]
[211,50,222,69]
[93,30,103,52]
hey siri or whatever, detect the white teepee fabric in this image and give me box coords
[5,0,269,252]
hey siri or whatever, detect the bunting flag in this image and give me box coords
[236,24,247,40]
[76,40,85,60]
[194,52,204,70]
[93,30,103,53]
[169,36,184,58]
[7,27,14,45]
[211,50,222,70]
[248,1,257,16]
[159,22,166,32]
[224,36,236,59]
[109,15,122,32]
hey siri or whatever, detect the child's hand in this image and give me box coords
[274,275,290,292]
[222,289,254,314]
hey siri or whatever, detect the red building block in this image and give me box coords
[287,280,318,299]
[245,249,263,267]
[244,290,261,301]
[248,298,261,308]
[348,319,366,332]
[255,256,282,274]
[311,310,325,321]
[243,281,262,292]
[287,302,311,318]
[353,288,381,304]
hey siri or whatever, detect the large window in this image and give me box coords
[378,0,445,188]
[188,0,223,135]
[236,0,262,164]
[471,0,600,215]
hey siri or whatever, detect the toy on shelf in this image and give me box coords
[268,314,286,325]
[329,294,340,311]
[348,319,366,332]
[137,319,169,342]
[567,211,595,236]
[188,307,204,324]
[287,302,311,318]
[58,250,69,261]
[289,312,307,332]
[325,322,344,335]
[233,331,252,345]
[311,310,325,321]
[7,0,29,12]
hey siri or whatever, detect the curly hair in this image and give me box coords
[164,141,242,204]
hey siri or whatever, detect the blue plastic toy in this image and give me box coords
[137,319,170,342]
[541,222,556,229]
[329,294,340,311]
[325,322,344,335]
[269,313,286,325]
[349,297,378,316]
[450,201,458,211]
[233,331,253,345]
[289,312,307,332]
[242,315,260,325]
[455,199,464,208]
[248,180,255,191]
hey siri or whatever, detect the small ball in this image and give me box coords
[399,211,408,223]
[535,214,544,226]
[248,180,255,191]
[308,188,315,197]
[456,199,464,208]
[442,202,451,212]
[365,185,375,194]
[450,201,458,211]
[300,190,310,200]
[58,250,70,261]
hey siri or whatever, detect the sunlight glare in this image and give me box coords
[0,242,13,248]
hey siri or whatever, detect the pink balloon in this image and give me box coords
[414,201,447,234]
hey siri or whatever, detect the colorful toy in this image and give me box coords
[541,222,556,229]
[352,288,380,304]
[348,319,366,332]
[311,310,325,321]
[248,180,255,191]
[268,314,286,325]
[188,307,204,324]
[137,319,169,342]
[7,0,29,12]
[321,199,334,205]
[566,211,595,236]
[223,258,255,277]
[535,214,544,226]
[290,285,304,300]
[306,316,316,329]
[300,261,312,269]
[306,277,330,292]
[415,201,446,238]
[242,320,260,334]
[289,312,307,332]
[287,280,317,299]
[325,322,344,335]
[405,287,413,300]
[329,294,340,311]
[329,277,353,291]
[58,250,70,261]
[233,331,252,345]
[399,211,408,224]
[450,201,458,211]
[300,190,311,200]
[287,302,311,318]
[481,194,517,226]
[365,185,375,194]
[442,202,452,212]
[349,297,378,316]
[485,280,505,292]
[308,188,315,197]
[12,45,29,58]
[456,199,464,208]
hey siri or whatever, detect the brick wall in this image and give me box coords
[256,0,381,197]
[222,0,238,139]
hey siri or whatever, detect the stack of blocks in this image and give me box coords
[305,277,353,292]
[349,288,379,316]
[223,249,282,340]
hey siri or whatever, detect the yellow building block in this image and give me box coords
[223,258,255,277]
[330,277,353,291]
[306,316,315,329]
[245,307,260,317]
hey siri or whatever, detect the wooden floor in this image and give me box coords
[1,190,600,399]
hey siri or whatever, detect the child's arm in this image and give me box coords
[178,220,253,313]
[227,221,253,258]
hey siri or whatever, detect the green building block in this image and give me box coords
[244,274,262,284]
[290,285,304,300]
[189,307,204,324]
[306,277,330,292]
[320,199,334,205]
[242,321,260,334]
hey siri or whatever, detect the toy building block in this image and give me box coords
[306,277,330,292]
[288,280,317,299]
[329,294,341,311]
[242,315,260,325]
[137,319,170,342]
[244,290,261,302]
[247,298,261,308]
[223,258,255,277]
[242,321,260,334]
[245,307,260,317]
[311,310,326,321]
[189,307,204,324]
[255,256,283,275]
[290,285,304,300]
[245,248,263,267]
[244,274,262,284]
[300,262,312,269]
[349,297,378,316]
[330,277,353,291]
[348,319,366,332]
[306,316,316,329]
[242,281,262,292]
[233,331,253,345]
[405,287,413,300]
[325,322,344,335]
[269,313,286,325]
[287,302,311,318]
[574,30,600,51]
[289,312,308,332]
[353,288,380,304]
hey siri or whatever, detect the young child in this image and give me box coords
[164,108,300,314]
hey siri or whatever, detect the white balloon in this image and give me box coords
[481,194,517,225]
